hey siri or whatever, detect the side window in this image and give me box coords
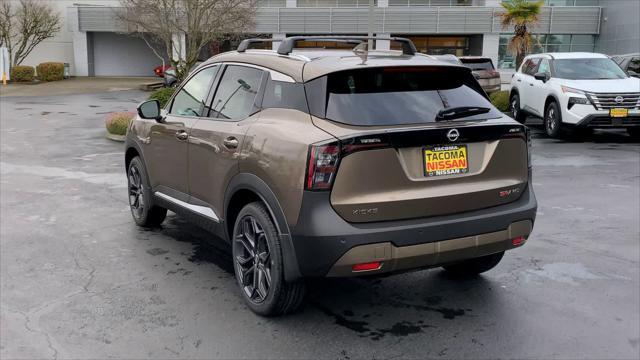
[538,59,550,75]
[209,65,264,121]
[169,66,218,117]
[522,58,541,76]
[262,77,308,112]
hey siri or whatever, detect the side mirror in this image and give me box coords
[534,72,550,82]
[137,100,162,122]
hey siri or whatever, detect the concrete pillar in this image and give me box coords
[272,33,286,51]
[172,33,187,62]
[483,0,501,6]
[68,6,89,76]
[286,0,296,7]
[71,32,89,76]
[377,0,388,7]
[482,33,500,69]
[376,33,391,50]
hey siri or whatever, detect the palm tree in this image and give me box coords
[500,0,543,69]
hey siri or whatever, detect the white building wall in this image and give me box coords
[5,0,120,76]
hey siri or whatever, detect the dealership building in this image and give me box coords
[14,0,640,78]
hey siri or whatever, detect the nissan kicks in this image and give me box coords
[125,36,537,316]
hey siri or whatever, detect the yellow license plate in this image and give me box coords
[424,145,469,177]
[610,108,628,118]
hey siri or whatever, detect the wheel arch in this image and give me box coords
[544,94,561,114]
[125,139,145,170]
[125,146,139,170]
[225,173,302,281]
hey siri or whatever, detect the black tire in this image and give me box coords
[628,128,640,139]
[509,93,527,124]
[127,156,167,227]
[442,251,504,277]
[544,101,563,138]
[232,202,305,316]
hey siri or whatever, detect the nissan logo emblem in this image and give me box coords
[447,129,460,142]
[614,96,624,104]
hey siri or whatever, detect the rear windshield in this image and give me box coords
[460,59,495,71]
[305,66,502,126]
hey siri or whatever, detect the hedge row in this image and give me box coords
[10,66,35,82]
[36,62,64,81]
[8,62,65,82]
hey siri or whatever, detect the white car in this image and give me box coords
[509,52,640,138]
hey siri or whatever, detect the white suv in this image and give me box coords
[509,52,640,138]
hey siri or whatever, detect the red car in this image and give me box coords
[153,64,171,78]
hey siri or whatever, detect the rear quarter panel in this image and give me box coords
[239,109,334,227]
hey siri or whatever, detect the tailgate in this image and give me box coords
[318,122,529,223]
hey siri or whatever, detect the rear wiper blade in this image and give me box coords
[436,106,491,121]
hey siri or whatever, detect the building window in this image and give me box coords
[297,0,377,6]
[258,0,286,6]
[391,35,471,56]
[501,0,598,5]
[387,0,476,6]
[498,34,595,69]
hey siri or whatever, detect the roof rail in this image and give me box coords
[237,38,277,52]
[276,36,417,56]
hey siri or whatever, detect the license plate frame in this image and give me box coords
[610,108,628,118]
[423,144,469,177]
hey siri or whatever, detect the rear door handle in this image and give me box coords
[528,83,534,86]
[517,79,522,82]
[175,130,189,141]
[223,137,239,149]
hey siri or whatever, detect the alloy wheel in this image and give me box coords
[546,107,557,134]
[128,165,145,219]
[511,97,518,119]
[234,215,272,303]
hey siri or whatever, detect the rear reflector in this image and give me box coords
[352,262,382,272]
[512,236,525,246]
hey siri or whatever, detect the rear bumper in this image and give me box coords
[327,220,531,277]
[575,114,640,128]
[481,83,502,94]
[290,183,537,277]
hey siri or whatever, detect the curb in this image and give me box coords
[106,133,125,142]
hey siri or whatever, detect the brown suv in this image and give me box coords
[459,56,502,94]
[125,36,537,316]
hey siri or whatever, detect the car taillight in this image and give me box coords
[489,69,500,77]
[306,143,340,191]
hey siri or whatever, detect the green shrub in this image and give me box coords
[36,62,64,81]
[105,111,135,135]
[10,65,35,82]
[490,90,510,112]
[148,87,176,108]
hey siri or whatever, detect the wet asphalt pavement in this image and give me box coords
[1,90,639,359]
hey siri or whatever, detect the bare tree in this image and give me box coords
[0,0,61,66]
[119,0,256,81]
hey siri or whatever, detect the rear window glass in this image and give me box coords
[460,59,495,71]
[305,67,502,126]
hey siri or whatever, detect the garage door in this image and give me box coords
[91,32,167,76]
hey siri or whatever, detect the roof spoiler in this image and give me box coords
[237,36,417,56]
